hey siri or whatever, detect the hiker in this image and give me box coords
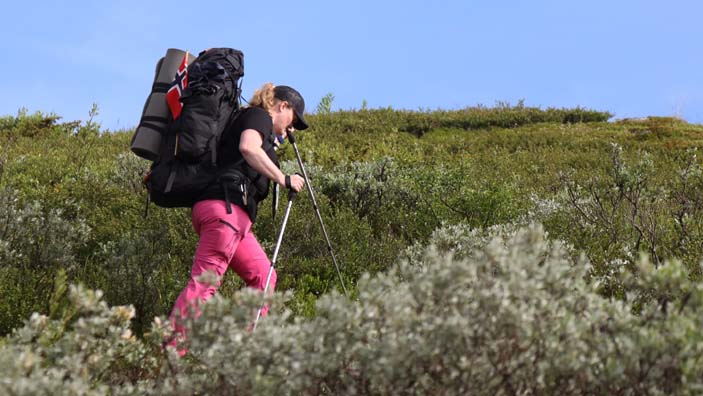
[167,83,308,354]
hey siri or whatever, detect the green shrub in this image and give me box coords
[0,284,158,396]
[0,187,90,270]
[0,187,91,334]
[5,105,703,393]
[307,103,612,139]
[3,225,703,395]
[547,144,703,297]
[0,109,63,138]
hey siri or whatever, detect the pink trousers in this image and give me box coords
[168,200,276,351]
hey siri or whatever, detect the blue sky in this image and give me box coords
[2,0,702,130]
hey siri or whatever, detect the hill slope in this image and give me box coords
[3,106,703,393]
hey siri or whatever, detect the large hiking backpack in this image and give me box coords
[144,48,245,209]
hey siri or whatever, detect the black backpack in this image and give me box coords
[145,48,245,210]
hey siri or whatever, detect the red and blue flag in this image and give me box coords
[166,51,189,119]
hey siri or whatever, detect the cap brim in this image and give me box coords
[293,109,309,130]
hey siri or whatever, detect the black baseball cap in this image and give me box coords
[274,85,309,130]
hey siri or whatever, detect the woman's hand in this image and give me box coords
[287,174,305,192]
[240,129,306,193]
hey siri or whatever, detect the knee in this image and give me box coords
[246,261,275,291]
[185,277,219,304]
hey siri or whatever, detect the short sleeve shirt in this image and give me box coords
[196,106,276,204]
[219,106,274,167]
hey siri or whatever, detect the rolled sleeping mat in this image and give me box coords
[130,48,196,160]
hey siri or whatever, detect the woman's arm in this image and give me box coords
[239,129,304,191]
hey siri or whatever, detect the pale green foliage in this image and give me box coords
[0,187,92,333]
[318,157,404,217]
[0,186,90,270]
[96,224,181,331]
[0,285,155,396]
[313,156,431,241]
[3,225,703,394]
[111,152,149,194]
[399,221,526,265]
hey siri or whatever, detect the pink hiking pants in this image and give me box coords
[168,200,276,349]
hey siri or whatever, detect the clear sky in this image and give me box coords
[2,0,702,131]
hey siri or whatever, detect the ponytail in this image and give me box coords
[248,82,276,111]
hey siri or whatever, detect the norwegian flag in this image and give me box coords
[166,51,189,119]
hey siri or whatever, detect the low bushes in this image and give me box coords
[2,225,702,394]
[3,107,703,393]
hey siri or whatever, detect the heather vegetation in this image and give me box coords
[2,104,703,394]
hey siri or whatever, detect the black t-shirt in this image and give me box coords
[196,106,277,209]
[219,106,274,166]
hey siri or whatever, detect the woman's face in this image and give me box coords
[272,101,296,138]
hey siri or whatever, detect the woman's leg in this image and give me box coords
[168,201,252,352]
[230,230,276,316]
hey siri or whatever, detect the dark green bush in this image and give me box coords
[308,103,612,138]
[3,105,703,388]
[546,144,703,298]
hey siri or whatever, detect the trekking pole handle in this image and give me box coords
[288,188,298,202]
[287,131,296,144]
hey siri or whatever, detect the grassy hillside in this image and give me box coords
[3,106,703,332]
[3,105,703,393]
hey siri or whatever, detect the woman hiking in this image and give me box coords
[166,83,307,356]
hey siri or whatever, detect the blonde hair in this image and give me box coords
[248,82,277,111]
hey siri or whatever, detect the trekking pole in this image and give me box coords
[287,132,349,297]
[253,189,297,331]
